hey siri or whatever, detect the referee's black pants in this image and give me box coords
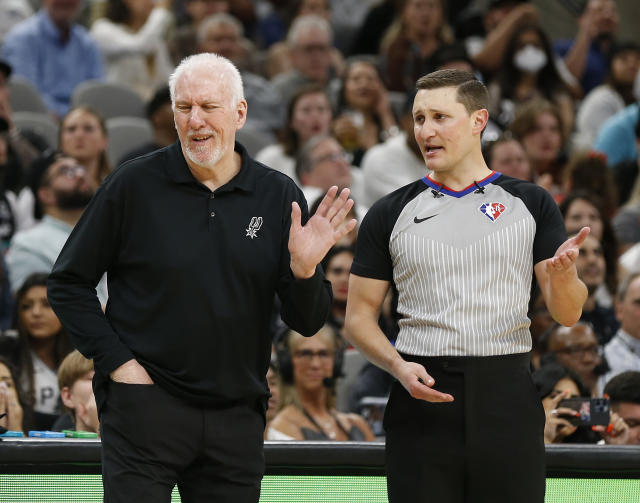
[384,352,545,503]
[100,381,265,503]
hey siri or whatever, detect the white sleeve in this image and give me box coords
[90,8,172,57]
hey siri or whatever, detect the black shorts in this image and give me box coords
[384,352,545,503]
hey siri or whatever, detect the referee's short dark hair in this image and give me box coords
[603,371,640,406]
[415,69,488,114]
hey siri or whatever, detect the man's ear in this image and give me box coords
[471,109,489,136]
[37,186,55,207]
[60,386,75,410]
[236,99,248,130]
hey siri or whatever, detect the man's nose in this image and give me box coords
[188,108,206,128]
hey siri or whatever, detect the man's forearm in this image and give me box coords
[545,270,587,326]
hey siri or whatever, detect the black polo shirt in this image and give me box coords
[48,141,332,410]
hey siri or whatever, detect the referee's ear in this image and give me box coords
[471,108,489,136]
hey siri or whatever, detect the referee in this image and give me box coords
[344,69,588,503]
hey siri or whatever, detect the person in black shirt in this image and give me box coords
[47,53,356,503]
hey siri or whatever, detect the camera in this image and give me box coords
[557,397,610,426]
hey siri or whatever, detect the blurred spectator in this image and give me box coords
[0,135,30,246]
[349,0,398,56]
[5,153,106,302]
[573,233,619,345]
[90,0,174,101]
[168,0,229,64]
[118,86,178,165]
[196,13,282,133]
[53,349,99,434]
[360,92,424,207]
[0,273,74,430]
[554,0,620,95]
[559,191,618,307]
[380,0,454,93]
[600,272,640,386]
[320,245,355,335]
[295,134,362,207]
[603,371,640,444]
[574,42,640,150]
[267,326,375,441]
[0,58,44,173]
[256,84,332,183]
[0,257,13,329]
[271,15,338,106]
[265,360,281,437]
[0,0,33,46]
[611,113,640,213]
[562,152,618,219]
[594,101,638,167]
[483,135,532,181]
[488,24,574,137]
[543,322,605,396]
[0,0,104,117]
[0,356,25,433]
[59,106,111,186]
[332,57,399,167]
[465,0,539,76]
[509,100,566,198]
[532,362,598,444]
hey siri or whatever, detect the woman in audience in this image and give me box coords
[483,135,533,181]
[332,57,399,166]
[256,84,332,183]
[562,151,618,218]
[380,0,454,93]
[267,325,375,441]
[509,100,567,198]
[560,190,618,306]
[488,24,575,136]
[0,356,25,432]
[264,361,281,438]
[59,106,111,186]
[91,0,174,101]
[321,245,355,334]
[0,273,73,430]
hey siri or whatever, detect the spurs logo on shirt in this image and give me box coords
[245,216,263,239]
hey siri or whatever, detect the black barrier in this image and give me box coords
[0,439,639,477]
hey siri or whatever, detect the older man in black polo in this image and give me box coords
[48,52,355,503]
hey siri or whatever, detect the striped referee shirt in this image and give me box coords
[351,172,566,357]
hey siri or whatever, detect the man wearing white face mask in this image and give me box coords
[487,24,575,138]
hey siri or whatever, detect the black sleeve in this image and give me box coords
[532,188,566,265]
[47,171,135,376]
[351,197,395,281]
[276,181,332,337]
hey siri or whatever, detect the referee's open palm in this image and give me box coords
[546,227,590,275]
[288,186,357,279]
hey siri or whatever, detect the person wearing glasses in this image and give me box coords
[5,152,105,300]
[267,325,375,441]
[542,322,606,397]
[295,134,364,211]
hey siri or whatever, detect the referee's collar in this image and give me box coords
[166,140,256,193]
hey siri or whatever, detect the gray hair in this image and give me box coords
[618,272,640,302]
[287,15,332,47]
[168,53,244,108]
[196,12,243,45]
[295,134,332,180]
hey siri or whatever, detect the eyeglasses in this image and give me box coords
[52,163,86,179]
[297,44,331,54]
[312,152,349,164]
[554,345,601,358]
[293,349,332,361]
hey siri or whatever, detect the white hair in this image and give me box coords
[196,12,244,45]
[286,15,332,47]
[168,53,245,108]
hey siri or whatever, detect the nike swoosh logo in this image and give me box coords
[414,215,438,223]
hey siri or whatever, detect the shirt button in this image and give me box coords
[210,194,215,199]
[210,211,215,217]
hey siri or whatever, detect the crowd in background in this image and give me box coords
[1,0,640,445]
